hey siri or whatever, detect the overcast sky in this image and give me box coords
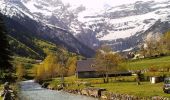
[62,0,167,10]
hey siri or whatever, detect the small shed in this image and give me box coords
[150,76,164,84]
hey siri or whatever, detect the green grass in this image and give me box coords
[123,56,170,70]
[50,76,170,98]
[94,82,170,97]
[8,35,42,59]
[0,84,2,100]
[12,56,37,65]
[45,56,170,97]
[33,39,58,53]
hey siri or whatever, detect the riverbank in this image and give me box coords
[0,82,19,100]
[42,83,170,100]
[45,76,170,99]
[61,88,169,100]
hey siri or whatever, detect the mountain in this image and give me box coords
[1,0,170,55]
[76,0,170,51]
[0,0,95,58]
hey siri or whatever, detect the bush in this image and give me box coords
[16,63,26,81]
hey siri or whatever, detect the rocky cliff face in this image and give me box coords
[0,0,95,57]
[1,0,170,54]
[78,0,170,51]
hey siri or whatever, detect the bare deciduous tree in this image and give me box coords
[94,45,123,83]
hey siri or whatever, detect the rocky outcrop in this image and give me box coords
[62,87,106,98]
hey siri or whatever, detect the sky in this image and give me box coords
[62,0,167,10]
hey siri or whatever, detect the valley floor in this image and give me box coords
[94,82,169,97]
[49,76,170,98]
[20,56,170,98]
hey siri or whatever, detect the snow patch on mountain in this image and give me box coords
[22,0,52,16]
[0,0,34,19]
[1,0,170,51]
[98,9,170,40]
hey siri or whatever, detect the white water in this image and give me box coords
[19,80,97,100]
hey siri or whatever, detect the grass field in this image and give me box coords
[94,82,170,97]
[123,56,170,70]
[44,56,170,98]
[50,76,170,98]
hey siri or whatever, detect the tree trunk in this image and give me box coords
[61,74,65,87]
[102,73,106,83]
[106,72,109,83]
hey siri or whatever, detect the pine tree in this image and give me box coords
[0,15,12,71]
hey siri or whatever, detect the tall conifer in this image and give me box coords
[0,15,12,71]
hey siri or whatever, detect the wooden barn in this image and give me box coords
[76,58,132,78]
[76,58,99,78]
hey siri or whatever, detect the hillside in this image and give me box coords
[8,35,42,59]
[8,33,76,59]
[9,34,81,79]
[123,56,170,72]
[0,13,87,59]
[0,0,95,57]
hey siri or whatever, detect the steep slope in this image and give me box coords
[8,35,42,59]
[7,27,79,59]
[0,0,95,57]
[76,0,170,51]
[1,0,170,53]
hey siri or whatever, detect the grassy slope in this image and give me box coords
[11,38,78,79]
[8,35,42,59]
[8,34,64,59]
[10,37,64,67]
[33,38,60,54]
[122,56,170,70]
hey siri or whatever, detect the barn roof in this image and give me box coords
[76,58,96,72]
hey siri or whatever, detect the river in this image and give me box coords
[19,80,97,100]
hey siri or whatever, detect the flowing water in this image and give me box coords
[19,80,97,100]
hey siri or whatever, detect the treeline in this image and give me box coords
[33,49,78,82]
[140,31,170,57]
[0,15,13,82]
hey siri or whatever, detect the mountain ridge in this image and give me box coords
[1,0,170,55]
[0,0,95,57]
